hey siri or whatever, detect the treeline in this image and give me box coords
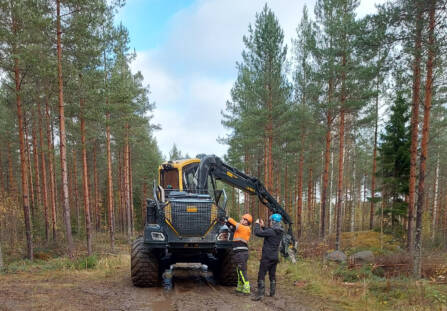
[222,0,447,277]
[0,0,161,260]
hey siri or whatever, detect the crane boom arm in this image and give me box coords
[196,155,293,226]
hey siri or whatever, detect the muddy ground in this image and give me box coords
[0,260,332,311]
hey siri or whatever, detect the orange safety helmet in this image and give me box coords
[242,213,253,224]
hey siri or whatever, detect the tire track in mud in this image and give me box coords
[0,265,313,311]
[167,275,308,311]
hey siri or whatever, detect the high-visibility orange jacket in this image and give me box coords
[228,217,251,245]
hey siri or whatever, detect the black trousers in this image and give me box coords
[257,258,278,283]
[233,250,249,281]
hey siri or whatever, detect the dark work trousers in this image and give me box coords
[233,250,249,281]
[257,258,278,283]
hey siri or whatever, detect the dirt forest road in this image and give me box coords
[0,258,320,311]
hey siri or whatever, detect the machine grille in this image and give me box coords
[167,200,215,236]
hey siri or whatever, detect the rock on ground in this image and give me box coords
[325,251,347,263]
[350,250,374,264]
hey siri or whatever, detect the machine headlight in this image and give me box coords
[151,232,165,241]
[217,224,230,240]
[217,232,229,241]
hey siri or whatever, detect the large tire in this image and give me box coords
[217,250,238,286]
[131,237,160,287]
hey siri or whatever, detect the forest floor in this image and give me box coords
[0,248,323,311]
[1,232,447,311]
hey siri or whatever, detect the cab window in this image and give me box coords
[160,169,179,190]
[182,163,199,191]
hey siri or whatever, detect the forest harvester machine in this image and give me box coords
[131,155,296,287]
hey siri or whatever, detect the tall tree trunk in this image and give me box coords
[13,54,33,260]
[118,150,124,233]
[264,136,268,219]
[414,0,435,278]
[129,147,134,235]
[275,162,280,201]
[408,1,423,253]
[267,87,274,203]
[103,49,115,248]
[307,166,313,226]
[244,151,250,213]
[297,143,304,239]
[45,96,57,241]
[7,141,16,196]
[142,182,147,226]
[370,78,379,230]
[80,95,92,256]
[24,118,35,220]
[329,149,334,234]
[93,147,100,231]
[106,106,115,249]
[335,55,347,251]
[124,125,131,241]
[72,150,80,233]
[31,118,41,211]
[37,99,49,241]
[321,113,332,238]
[56,0,74,257]
[432,154,440,241]
[284,154,289,215]
[351,147,356,232]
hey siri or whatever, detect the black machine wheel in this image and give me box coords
[217,250,238,286]
[131,237,160,287]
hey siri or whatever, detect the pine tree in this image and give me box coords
[414,0,437,278]
[0,0,35,259]
[222,4,290,219]
[378,92,410,231]
[169,144,184,161]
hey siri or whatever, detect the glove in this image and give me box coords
[220,216,229,223]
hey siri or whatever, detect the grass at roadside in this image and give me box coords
[0,232,131,282]
[272,250,447,310]
[246,231,447,311]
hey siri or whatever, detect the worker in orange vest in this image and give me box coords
[227,213,253,294]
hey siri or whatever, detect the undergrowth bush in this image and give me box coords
[69,255,98,270]
[334,263,378,282]
[3,255,98,273]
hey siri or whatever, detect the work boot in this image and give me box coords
[235,269,242,293]
[242,281,250,295]
[252,280,265,301]
[269,280,276,297]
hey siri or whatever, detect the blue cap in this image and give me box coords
[270,214,282,222]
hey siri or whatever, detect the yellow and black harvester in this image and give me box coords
[131,155,295,287]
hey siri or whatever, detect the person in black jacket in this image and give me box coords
[252,213,284,301]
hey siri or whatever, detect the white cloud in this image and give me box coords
[157,0,312,77]
[131,51,181,105]
[130,0,384,159]
[134,51,233,157]
[149,76,232,158]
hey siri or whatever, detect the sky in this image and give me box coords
[116,0,386,159]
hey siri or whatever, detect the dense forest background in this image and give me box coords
[1,0,446,279]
